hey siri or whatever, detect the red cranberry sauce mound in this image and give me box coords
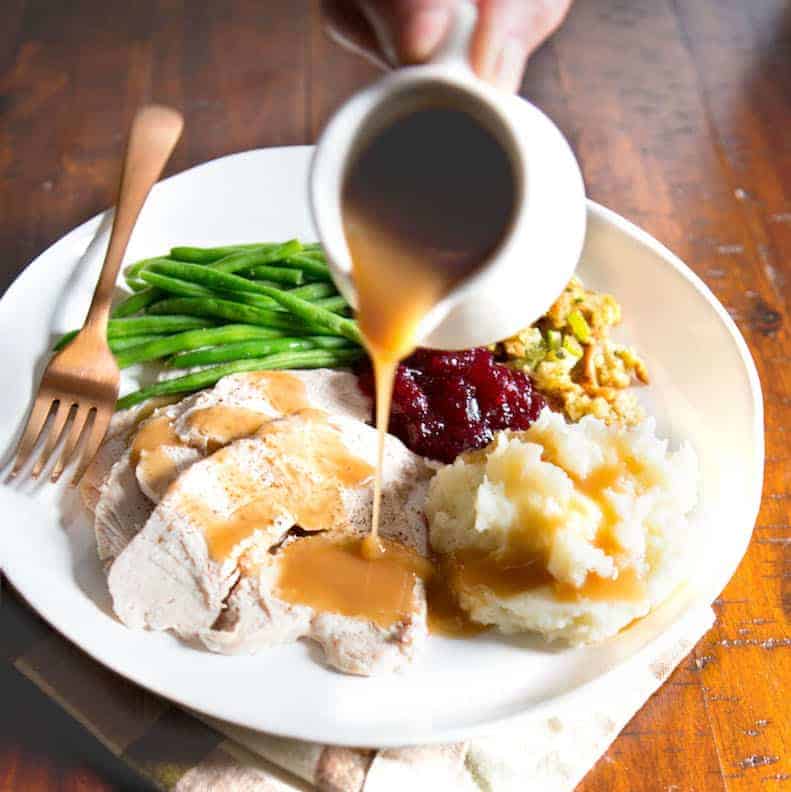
[357,348,545,463]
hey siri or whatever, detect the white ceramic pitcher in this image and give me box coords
[309,2,586,350]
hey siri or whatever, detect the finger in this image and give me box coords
[471,0,573,91]
[321,0,393,69]
[359,0,457,65]
[395,0,457,63]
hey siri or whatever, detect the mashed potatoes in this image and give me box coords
[425,409,698,645]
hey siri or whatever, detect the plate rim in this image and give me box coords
[0,146,764,747]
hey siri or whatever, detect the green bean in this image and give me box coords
[53,315,216,351]
[214,282,340,309]
[296,251,327,265]
[169,338,319,368]
[145,263,358,339]
[147,260,292,297]
[124,259,152,292]
[114,324,289,368]
[140,272,337,313]
[111,287,163,318]
[248,285,362,344]
[133,273,335,315]
[146,297,323,333]
[169,243,278,263]
[209,241,301,273]
[123,243,334,316]
[140,271,216,298]
[216,283,337,306]
[286,282,337,301]
[132,245,300,297]
[109,334,168,352]
[296,336,352,349]
[138,269,283,310]
[168,335,355,368]
[245,265,304,285]
[279,253,332,281]
[240,280,281,289]
[108,315,216,338]
[213,290,284,309]
[116,348,365,409]
[312,295,350,314]
[124,257,175,292]
[140,270,296,310]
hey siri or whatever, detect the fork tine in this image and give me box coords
[71,407,112,487]
[31,402,74,479]
[51,405,92,483]
[10,397,56,479]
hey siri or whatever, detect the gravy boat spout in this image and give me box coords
[310,2,586,350]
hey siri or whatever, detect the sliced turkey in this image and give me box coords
[84,370,371,563]
[108,410,434,674]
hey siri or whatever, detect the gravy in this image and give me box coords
[424,569,489,637]
[184,372,311,449]
[276,533,433,628]
[130,415,186,498]
[203,497,285,561]
[276,532,487,636]
[182,410,375,561]
[245,371,310,414]
[449,548,647,604]
[444,449,650,606]
[343,106,516,555]
[450,550,555,598]
[185,406,268,448]
[128,372,313,496]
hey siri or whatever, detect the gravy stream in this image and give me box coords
[344,220,450,560]
[343,107,516,556]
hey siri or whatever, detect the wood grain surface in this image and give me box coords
[1,0,789,789]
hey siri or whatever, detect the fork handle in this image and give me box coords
[84,105,184,331]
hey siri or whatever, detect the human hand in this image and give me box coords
[322,0,574,92]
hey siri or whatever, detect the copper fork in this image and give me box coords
[9,105,184,485]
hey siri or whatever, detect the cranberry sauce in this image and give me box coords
[357,348,545,463]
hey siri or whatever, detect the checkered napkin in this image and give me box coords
[2,585,713,792]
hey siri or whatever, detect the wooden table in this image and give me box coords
[1,1,789,789]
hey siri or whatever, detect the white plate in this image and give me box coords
[0,147,763,747]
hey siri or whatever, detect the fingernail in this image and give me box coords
[476,34,529,92]
[400,8,451,62]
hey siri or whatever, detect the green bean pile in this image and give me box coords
[55,241,365,410]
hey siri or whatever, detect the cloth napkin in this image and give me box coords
[3,584,713,791]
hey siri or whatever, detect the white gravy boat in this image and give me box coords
[309,2,586,349]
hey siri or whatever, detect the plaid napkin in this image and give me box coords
[2,582,713,791]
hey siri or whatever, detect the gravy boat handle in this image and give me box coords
[431,1,478,70]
